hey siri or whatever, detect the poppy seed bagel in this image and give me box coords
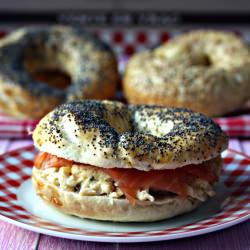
[33,100,228,171]
[0,26,118,119]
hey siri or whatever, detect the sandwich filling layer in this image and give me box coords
[34,152,222,205]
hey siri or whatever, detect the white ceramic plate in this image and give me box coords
[0,146,249,243]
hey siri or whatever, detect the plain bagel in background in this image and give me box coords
[123,30,250,116]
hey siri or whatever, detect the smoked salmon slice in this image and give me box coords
[104,168,189,204]
[34,152,72,169]
[184,165,218,182]
[103,165,217,205]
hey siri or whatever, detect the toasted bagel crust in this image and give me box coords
[33,100,228,171]
[123,30,250,116]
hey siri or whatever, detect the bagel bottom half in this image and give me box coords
[32,167,201,222]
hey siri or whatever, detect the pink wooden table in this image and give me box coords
[0,138,249,250]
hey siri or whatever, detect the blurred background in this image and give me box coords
[0,0,250,62]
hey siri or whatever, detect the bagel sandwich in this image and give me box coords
[32,100,228,222]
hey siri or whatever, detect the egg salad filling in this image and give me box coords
[33,165,155,202]
[33,160,219,203]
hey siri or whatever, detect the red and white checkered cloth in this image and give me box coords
[214,115,250,138]
[0,112,38,139]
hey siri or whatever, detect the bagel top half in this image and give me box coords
[33,100,228,171]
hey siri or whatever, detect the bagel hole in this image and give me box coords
[192,54,212,66]
[202,56,212,66]
[24,44,73,89]
[31,68,72,89]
